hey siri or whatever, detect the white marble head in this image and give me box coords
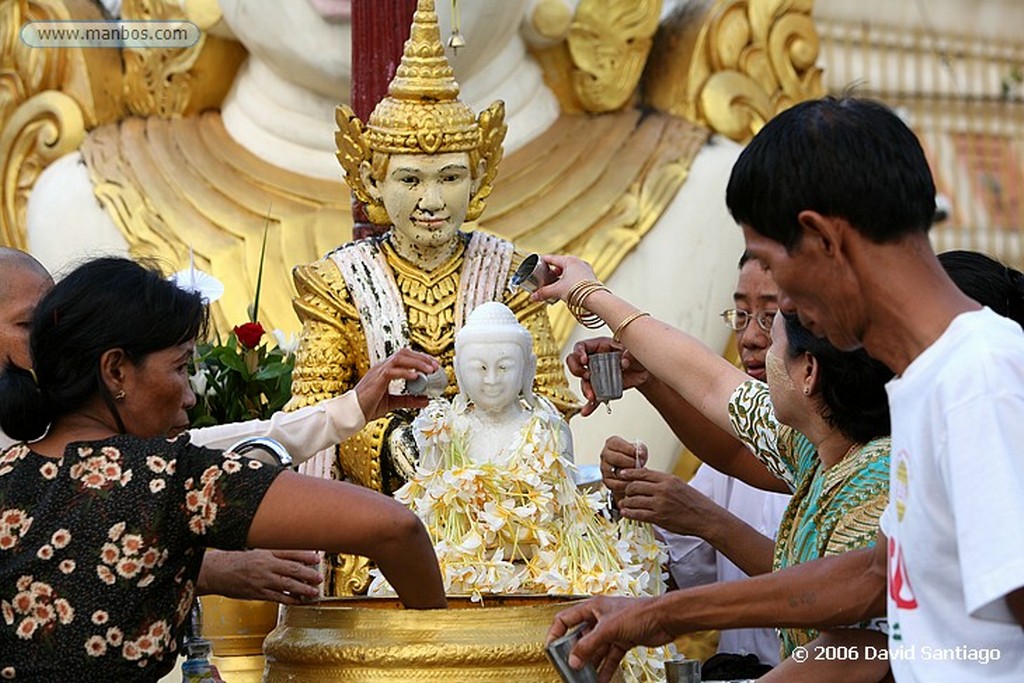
[454,302,536,414]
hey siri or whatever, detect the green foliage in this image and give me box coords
[187,332,294,427]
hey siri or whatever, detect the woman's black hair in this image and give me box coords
[782,313,893,444]
[939,250,1024,329]
[0,257,207,442]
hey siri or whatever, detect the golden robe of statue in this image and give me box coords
[287,231,577,495]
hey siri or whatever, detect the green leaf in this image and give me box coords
[251,210,271,323]
[253,362,292,380]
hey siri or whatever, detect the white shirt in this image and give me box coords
[0,393,366,464]
[661,464,790,665]
[188,391,365,464]
[882,308,1024,682]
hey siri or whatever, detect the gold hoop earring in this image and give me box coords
[114,389,126,401]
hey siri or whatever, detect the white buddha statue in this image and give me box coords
[417,301,572,471]
[377,301,671,680]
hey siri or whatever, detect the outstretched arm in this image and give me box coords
[537,256,750,439]
[548,533,888,682]
[575,339,787,492]
[247,472,446,609]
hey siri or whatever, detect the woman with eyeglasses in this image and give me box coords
[546,253,894,681]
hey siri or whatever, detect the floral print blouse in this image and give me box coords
[727,379,890,658]
[0,434,282,681]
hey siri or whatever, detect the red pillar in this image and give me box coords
[350,0,417,240]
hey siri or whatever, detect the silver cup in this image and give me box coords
[589,351,623,403]
[404,367,448,397]
[546,626,598,683]
[509,253,558,294]
[664,657,701,683]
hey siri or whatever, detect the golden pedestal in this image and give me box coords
[263,595,617,682]
[200,596,280,682]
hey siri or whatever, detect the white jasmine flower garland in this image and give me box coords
[368,398,674,681]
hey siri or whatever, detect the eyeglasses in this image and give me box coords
[720,309,777,333]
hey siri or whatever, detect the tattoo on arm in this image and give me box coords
[788,592,817,610]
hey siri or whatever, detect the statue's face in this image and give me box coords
[456,341,527,414]
[380,152,474,252]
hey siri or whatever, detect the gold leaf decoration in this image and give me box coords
[644,0,824,143]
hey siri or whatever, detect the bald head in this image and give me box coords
[0,248,53,368]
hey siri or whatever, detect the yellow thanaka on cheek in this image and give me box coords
[765,349,797,394]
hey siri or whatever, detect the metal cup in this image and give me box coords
[546,626,598,683]
[664,657,701,683]
[404,367,448,398]
[589,351,623,403]
[509,253,558,294]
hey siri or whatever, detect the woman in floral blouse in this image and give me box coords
[541,254,894,682]
[0,257,446,680]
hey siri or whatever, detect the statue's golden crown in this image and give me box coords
[365,0,478,155]
[335,0,506,224]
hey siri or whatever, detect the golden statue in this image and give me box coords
[285,0,577,596]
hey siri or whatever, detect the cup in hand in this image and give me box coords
[510,253,558,295]
[589,351,623,403]
[664,657,701,683]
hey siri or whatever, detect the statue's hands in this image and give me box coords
[600,436,649,503]
[530,253,598,303]
[355,348,440,422]
[197,549,322,604]
[388,422,420,481]
[567,337,650,416]
[618,469,714,537]
[547,595,673,683]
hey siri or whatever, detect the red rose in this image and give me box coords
[233,322,265,349]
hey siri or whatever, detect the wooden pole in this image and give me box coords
[350,0,417,240]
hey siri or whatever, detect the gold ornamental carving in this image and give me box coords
[120,0,244,119]
[0,0,120,248]
[529,0,663,114]
[567,0,662,112]
[263,596,625,682]
[0,91,84,247]
[644,0,824,143]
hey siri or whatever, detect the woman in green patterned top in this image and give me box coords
[543,253,893,682]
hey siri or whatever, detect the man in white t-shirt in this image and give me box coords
[550,97,1023,683]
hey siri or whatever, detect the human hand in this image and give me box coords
[566,338,651,416]
[197,549,322,604]
[355,348,440,421]
[547,595,674,683]
[618,469,714,537]
[529,253,598,303]
[600,436,649,503]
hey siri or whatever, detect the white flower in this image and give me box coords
[188,367,209,396]
[271,329,299,354]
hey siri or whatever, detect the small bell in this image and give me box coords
[447,29,466,52]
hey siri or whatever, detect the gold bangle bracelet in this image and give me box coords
[565,280,609,329]
[613,311,650,343]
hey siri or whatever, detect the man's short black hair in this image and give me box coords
[726,96,936,250]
